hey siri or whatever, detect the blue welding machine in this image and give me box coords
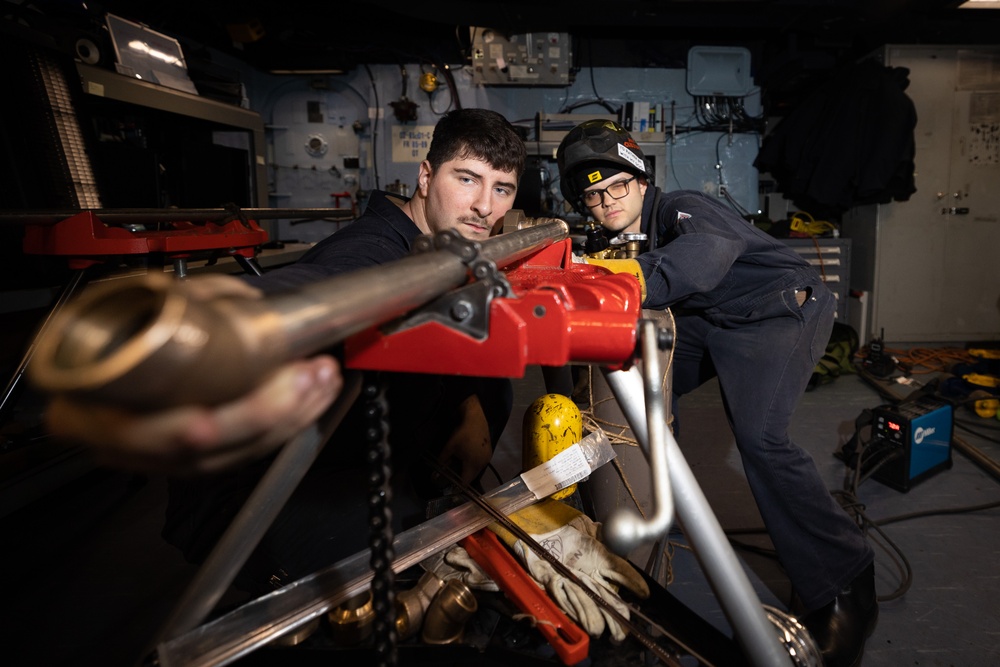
[870,397,953,492]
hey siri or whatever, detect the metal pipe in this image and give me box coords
[27,221,568,410]
[601,319,674,554]
[0,208,368,226]
[602,364,793,667]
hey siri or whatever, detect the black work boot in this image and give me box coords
[801,562,878,667]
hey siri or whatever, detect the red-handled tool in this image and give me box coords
[461,528,589,665]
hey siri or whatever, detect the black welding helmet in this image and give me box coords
[557,119,652,214]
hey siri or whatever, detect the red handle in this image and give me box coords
[461,528,589,665]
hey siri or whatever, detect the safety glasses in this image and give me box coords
[581,176,637,207]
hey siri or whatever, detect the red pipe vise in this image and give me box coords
[344,238,642,377]
[21,211,268,269]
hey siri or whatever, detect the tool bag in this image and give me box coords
[808,322,860,390]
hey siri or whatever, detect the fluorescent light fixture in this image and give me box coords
[958,1,1000,8]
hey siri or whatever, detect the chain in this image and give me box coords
[364,376,397,667]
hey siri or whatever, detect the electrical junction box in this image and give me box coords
[871,397,953,492]
[471,28,572,86]
[686,45,752,96]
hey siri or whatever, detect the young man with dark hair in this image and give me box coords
[47,108,528,593]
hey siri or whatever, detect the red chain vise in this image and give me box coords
[21,210,268,269]
[344,237,641,377]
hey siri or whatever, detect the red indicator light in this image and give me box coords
[888,421,901,431]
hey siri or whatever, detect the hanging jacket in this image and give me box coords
[753,59,917,217]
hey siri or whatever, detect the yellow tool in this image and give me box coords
[970,390,999,419]
[963,373,999,389]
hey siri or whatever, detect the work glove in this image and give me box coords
[434,544,500,592]
[492,499,650,642]
[583,257,647,302]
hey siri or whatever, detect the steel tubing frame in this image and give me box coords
[601,362,794,667]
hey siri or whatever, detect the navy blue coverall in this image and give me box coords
[635,188,874,611]
[162,191,512,593]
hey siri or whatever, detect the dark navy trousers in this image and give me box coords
[670,281,874,611]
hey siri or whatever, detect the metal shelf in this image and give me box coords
[75,62,268,209]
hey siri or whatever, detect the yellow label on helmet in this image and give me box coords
[586,169,603,184]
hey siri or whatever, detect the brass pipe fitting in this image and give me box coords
[420,579,478,645]
[618,232,648,258]
[585,232,647,260]
[394,570,445,640]
[327,589,375,646]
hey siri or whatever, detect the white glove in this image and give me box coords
[436,545,499,592]
[511,514,649,642]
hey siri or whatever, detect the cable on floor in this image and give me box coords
[871,347,977,374]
